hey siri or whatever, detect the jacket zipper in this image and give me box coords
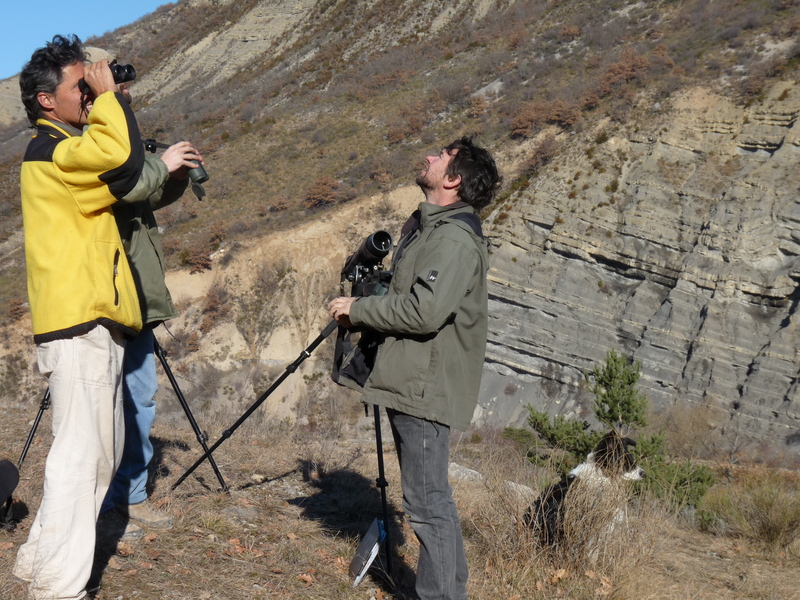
[113,249,120,306]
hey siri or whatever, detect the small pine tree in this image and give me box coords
[526,409,601,462]
[585,349,648,432]
[523,348,647,470]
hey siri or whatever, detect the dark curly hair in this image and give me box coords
[19,34,87,126]
[444,137,502,211]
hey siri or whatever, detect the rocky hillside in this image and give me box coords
[2,0,800,454]
[480,82,800,453]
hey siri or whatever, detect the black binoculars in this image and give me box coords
[78,61,136,95]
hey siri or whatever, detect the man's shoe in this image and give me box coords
[97,508,143,541]
[121,521,144,540]
[117,501,173,529]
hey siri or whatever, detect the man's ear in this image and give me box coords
[37,92,54,112]
[443,173,461,191]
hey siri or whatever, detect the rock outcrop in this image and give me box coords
[477,82,800,453]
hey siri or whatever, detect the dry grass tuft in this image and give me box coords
[456,444,670,600]
[700,467,800,553]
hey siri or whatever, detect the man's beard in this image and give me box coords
[416,171,433,192]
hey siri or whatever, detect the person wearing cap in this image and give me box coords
[102,104,203,540]
[81,45,203,539]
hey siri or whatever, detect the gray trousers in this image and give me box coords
[387,409,468,600]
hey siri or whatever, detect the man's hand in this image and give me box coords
[160,142,204,180]
[117,83,132,104]
[328,297,355,328]
[82,60,117,97]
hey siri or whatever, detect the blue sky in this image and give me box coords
[1,1,170,80]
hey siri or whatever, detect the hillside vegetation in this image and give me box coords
[2,0,800,314]
[2,1,800,599]
[0,0,798,413]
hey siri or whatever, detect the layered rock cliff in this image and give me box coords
[477,82,800,452]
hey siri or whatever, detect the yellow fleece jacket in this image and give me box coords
[21,91,144,342]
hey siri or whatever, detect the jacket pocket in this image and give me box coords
[369,336,432,399]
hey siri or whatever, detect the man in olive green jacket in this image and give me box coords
[103,142,202,536]
[329,137,500,600]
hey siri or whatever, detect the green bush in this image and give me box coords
[525,408,601,472]
[501,426,540,458]
[522,349,713,509]
[585,349,647,431]
[632,432,716,509]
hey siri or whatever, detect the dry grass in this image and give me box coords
[2,401,800,600]
[453,438,671,600]
[700,467,800,553]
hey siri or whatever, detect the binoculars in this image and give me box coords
[78,61,136,95]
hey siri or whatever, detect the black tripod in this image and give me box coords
[5,335,227,517]
[0,388,48,524]
[371,404,393,579]
[153,339,227,491]
[173,320,338,490]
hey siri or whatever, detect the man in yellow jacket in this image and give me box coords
[14,34,146,600]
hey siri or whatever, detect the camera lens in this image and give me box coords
[188,161,209,185]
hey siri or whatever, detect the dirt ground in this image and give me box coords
[2,398,799,600]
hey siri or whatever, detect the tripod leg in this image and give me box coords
[18,388,51,470]
[373,406,392,579]
[4,389,51,524]
[153,340,228,492]
[173,320,338,491]
[1,498,10,525]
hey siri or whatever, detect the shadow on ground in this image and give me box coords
[88,509,135,597]
[289,460,417,597]
[147,435,230,493]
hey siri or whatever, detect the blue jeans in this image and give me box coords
[387,409,468,600]
[103,326,157,509]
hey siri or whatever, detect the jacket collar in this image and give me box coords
[418,201,473,228]
[36,118,82,139]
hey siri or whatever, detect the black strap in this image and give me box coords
[444,212,483,238]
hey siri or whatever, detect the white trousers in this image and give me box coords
[14,326,125,600]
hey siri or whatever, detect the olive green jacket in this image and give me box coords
[115,155,187,325]
[349,202,489,430]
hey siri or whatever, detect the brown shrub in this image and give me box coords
[180,242,212,274]
[511,99,579,138]
[741,72,766,99]
[651,44,677,72]
[209,223,227,246]
[560,24,581,41]
[506,27,527,50]
[7,299,25,322]
[597,47,650,97]
[510,100,551,138]
[303,175,339,209]
[525,134,561,174]
[548,98,580,128]
[269,198,290,212]
[387,126,410,145]
[183,331,201,354]
[370,158,393,184]
[469,96,488,118]
[581,91,601,110]
[161,238,180,257]
[199,284,230,333]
